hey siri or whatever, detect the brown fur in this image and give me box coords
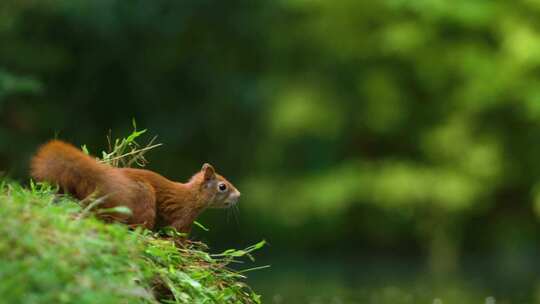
[30,140,240,233]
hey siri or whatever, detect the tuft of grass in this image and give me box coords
[144,228,265,304]
[0,128,265,303]
[83,121,163,168]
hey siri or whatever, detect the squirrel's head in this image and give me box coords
[192,163,241,209]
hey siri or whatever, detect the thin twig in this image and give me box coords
[77,193,111,219]
[100,143,163,165]
[127,136,159,167]
[236,265,271,273]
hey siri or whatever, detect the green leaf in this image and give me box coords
[193,221,210,232]
[81,144,90,155]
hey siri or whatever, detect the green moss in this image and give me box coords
[0,181,263,304]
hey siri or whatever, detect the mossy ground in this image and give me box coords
[0,180,263,304]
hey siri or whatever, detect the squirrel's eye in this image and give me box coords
[218,183,228,192]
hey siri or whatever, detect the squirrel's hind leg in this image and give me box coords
[127,181,157,230]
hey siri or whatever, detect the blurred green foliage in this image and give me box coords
[2,0,540,270]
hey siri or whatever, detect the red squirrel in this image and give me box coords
[30,140,241,233]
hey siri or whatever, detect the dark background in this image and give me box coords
[2,1,540,302]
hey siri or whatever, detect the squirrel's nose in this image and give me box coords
[232,190,241,200]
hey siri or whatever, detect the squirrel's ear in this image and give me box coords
[201,163,216,181]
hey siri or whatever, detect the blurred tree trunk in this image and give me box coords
[425,208,460,274]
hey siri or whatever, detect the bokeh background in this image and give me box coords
[3,1,540,303]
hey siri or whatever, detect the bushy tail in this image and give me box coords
[30,140,107,199]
